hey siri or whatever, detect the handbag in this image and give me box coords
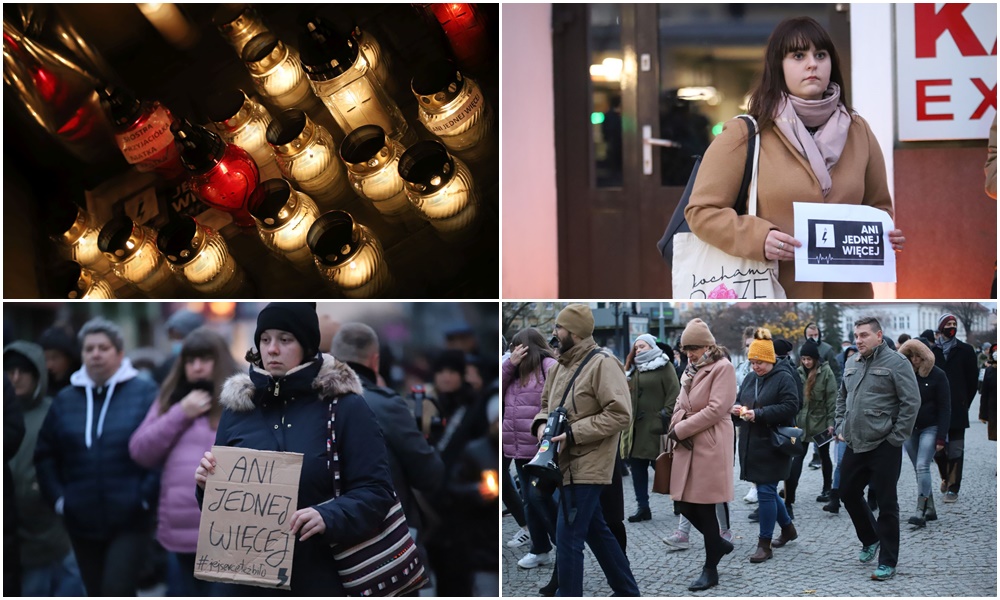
[326,396,428,597]
[665,115,787,299]
[651,450,673,495]
[771,425,807,457]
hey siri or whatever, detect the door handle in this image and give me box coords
[642,125,680,175]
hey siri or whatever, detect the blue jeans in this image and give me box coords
[903,426,938,499]
[755,482,792,540]
[627,457,653,510]
[21,551,87,596]
[514,458,557,555]
[556,484,639,597]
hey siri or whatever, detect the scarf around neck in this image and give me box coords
[634,349,669,372]
[774,82,852,196]
[680,349,717,391]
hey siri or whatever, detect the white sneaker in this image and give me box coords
[506,527,530,548]
[517,552,552,569]
[744,486,758,504]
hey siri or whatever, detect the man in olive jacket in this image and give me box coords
[835,317,919,582]
[532,304,639,597]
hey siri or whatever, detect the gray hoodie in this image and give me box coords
[835,341,920,453]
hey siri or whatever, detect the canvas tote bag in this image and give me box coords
[671,115,786,299]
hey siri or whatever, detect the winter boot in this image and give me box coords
[771,522,799,548]
[908,496,928,527]
[749,537,773,563]
[688,566,719,591]
[925,494,938,521]
[822,489,840,514]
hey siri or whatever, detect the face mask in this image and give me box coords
[808,335,819,343]
[942,327,957,339]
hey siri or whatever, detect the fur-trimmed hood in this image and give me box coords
[898,339,935,377]
[220,354,363,413]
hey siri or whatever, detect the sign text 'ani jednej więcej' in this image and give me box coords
[194,446,303,590]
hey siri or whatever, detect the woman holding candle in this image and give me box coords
[129,327,237,596]
[195,303,398,595]
[685,16,905,298]
[731,329,800,563]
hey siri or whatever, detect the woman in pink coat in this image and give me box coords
[128,327,237,596]
[668,318,736,591]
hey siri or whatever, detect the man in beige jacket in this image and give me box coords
[532,304,639,596]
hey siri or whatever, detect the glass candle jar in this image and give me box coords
[249,178,320,271]
[173,119,260,227]
[399,140,481,243]
[48,202,111,272]
[353,25,391,91]
[204,89,282,182]
[307,210,391,298]
[97,216,178,296]
[242,33,321,113]
[412,61,494,162]
[157,216,248,296]
[340,125,419,226]
[213,4,270,57]
[265,109,351,209]
[298,16,410,142]
[52,261,115,299]
[426,3,489,73]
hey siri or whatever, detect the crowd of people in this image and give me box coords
[4,303,499,597]
[502,305,996,594]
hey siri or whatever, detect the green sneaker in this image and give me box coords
[871,565,896,581]
[859,542,880,563]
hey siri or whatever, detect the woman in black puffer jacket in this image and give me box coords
[732,329,800,564]
[195,303,399,596]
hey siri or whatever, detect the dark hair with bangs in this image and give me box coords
[157,327,238,419]
[747,16,850,133]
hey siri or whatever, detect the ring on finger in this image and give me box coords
[777,241,785,250]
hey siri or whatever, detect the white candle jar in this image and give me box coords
[243,33,321,113]
[340,125,419,226]
[53,261,115,299]
[214,4,270,58]
[306,210,391,298]
[398,140,481,244]
[265,109,352,210]
[97,216,179,297]
[412,61,494,161]
[204,89,283,182]
[157,216,248,297]
[249,178,321,271]
[49,202,111,272]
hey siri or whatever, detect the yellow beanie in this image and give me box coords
[747,328,776,364]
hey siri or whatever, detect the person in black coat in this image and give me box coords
[732,329,800,564]
[897,340,951,527]
[5,376,26,597]
[979,344,997,443]
[930,314,980,502]
[330,322,445,539]
[195,303,397,596]
[33,317,159,596]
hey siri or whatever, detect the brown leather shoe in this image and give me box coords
[749,537,772,563]
[772,522,798,548]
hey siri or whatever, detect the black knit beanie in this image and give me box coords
[38,326,79,360]
[254,302,320,359]
[800,340,821,360]
[433,349,467,374]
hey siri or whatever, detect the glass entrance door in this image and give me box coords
[554,3,848,298]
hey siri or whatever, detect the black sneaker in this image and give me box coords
[816,490,831,503]
[748,508,759,522]
[808,459,821,470]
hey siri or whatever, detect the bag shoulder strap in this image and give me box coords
[557,348,603,409]
[733,114,759,216]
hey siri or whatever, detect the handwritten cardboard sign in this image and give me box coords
[194,446,303,590]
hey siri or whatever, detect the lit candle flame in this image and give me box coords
[480,469,499,500]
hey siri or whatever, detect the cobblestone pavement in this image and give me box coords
[502,396,997,597]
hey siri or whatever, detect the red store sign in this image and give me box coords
[896,3,996,141]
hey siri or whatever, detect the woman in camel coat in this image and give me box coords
[685,16,905,299]
[667,319,736,591]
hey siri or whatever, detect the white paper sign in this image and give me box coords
[793,203,896,283]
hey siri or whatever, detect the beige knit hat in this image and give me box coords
[680,318,716,347]
[556,304,595,339]
[747,328,776,364]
